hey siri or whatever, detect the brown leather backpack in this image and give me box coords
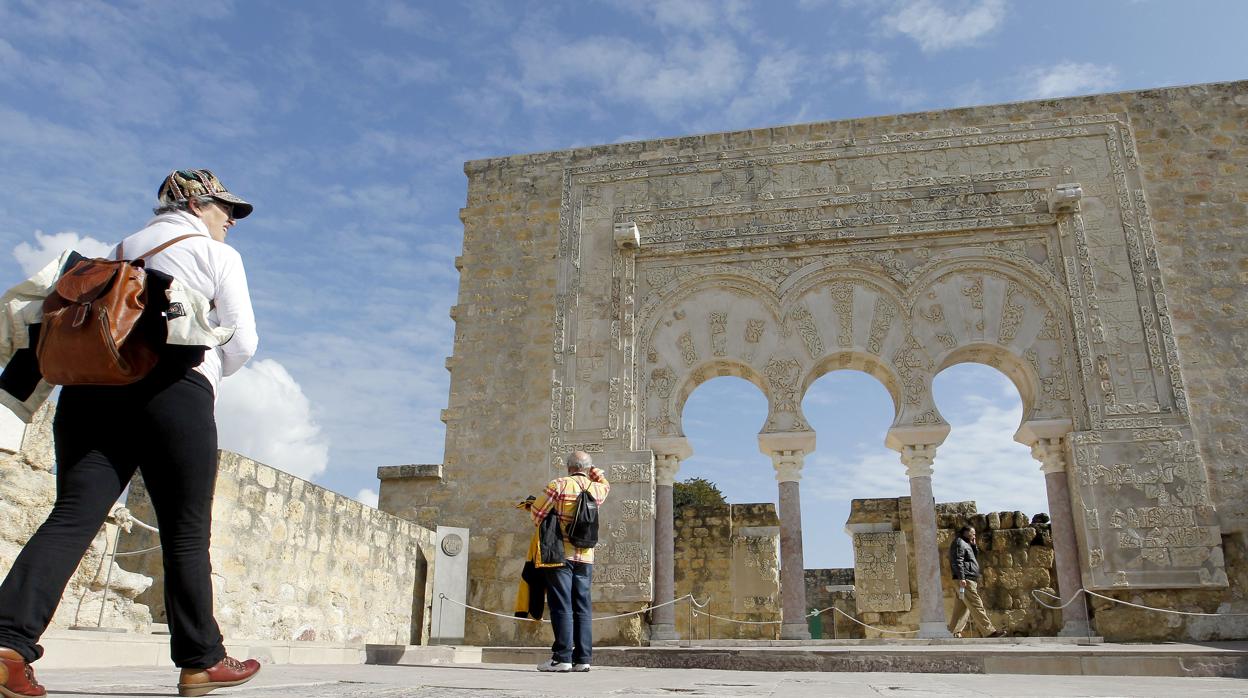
[36,234,199,386]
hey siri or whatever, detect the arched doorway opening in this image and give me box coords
[929,362,1061,636]
[672,375,779,639]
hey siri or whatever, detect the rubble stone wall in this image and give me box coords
[673,503,780,639]
[124,451,436,645]
[846,497,1061,637]
[0,404,152,634]
[804,568,861,639]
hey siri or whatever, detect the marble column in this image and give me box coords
[1016,420,1093,637]
[887,426,952,639]
[648,436,691,642]
[758,431,815,641]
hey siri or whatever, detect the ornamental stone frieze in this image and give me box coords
[542,112,1223,595]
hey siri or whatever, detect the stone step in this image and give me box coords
[649,636,1103,647]
[36,629,366,669]
[477,642,1248,678]
[365,644,483,665]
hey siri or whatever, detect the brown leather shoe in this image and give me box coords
[177,656,260,697]
[0,647,46,698]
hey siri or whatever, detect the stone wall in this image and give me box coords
[804,568,861,639]
[846,497,1061,637]
[381,80,1248,644]
[124,451,436,645]
[0,404,153,633]
[0,404,154,634]
[673,503,780,640]
[936,508,1062,637]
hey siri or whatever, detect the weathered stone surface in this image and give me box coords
[0,404,152,633]
[378,80,1248,644]
[673,503,779,639]
[847,497,1062,638]
[124,451,435,645]
[804,567,860,639]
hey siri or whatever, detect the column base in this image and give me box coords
[780,623,811,640]
[649,623,679,642]
[1058,620,1095,638]
[916,621,953,639]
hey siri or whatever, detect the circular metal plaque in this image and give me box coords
[441,533,464,557]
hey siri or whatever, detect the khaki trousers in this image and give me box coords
[948,579,996,636]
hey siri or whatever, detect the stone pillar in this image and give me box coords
[758,431,815,640]
[648,436,691,642]
[1016,420,1093,637]
[886,426,952,639]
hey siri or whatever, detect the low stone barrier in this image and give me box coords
[122,451,436,645]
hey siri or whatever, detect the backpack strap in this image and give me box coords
[133,234,203,261]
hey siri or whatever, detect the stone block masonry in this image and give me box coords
[673,503,780,640]
[380,80,1248,644]
[804,568,861,639]
[0,404,152,633]
[847,497,1062,638]
[124,451,436,646]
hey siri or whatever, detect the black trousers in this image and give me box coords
[0,366,225,668]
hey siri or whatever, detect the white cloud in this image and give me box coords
[13,231,113,276]
[355,487,380,508]
[1021,61,1119,99]
[509,29,747,120]
[374,0,435,33]
[359,52,448,85]
[807,400,1048,520]
[881,0,1007,52]
[720,50,806,126]
[645,0,720,30]
[611,0,752,34]
[830,50,927,108]
[216,359,331,481]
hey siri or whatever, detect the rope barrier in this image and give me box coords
[1032,588,1248,617]
[807,606,920,635]
[437,592,709,625]
[114,544,163,557]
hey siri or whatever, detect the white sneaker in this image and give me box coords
[537,659,572,672]
[572,663,591,672]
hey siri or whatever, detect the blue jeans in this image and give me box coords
[544,561,592,664]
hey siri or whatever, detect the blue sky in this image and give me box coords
[1,0,1244,568]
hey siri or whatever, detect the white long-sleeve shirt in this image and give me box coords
[114,211,258,395]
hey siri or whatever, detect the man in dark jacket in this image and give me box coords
[948,525,1004,637]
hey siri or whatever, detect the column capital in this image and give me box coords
[649,436,692,486]
[1031,438,1069,475]
[759,431,816,483]
[884,424,950,453]
[771,451,804,482]
[649,436,693,461]
[899,443,937,479]
[654,454,680,486]
[1013,418,1073,446]
[1013,419,1073,475]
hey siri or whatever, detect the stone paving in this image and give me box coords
[35,662,1248,697]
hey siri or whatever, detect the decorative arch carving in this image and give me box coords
[536,111,1226,594]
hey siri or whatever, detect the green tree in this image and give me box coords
[673,477,727,511]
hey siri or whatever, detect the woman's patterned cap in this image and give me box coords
[157,169,253,219]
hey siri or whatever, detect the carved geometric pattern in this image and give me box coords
[789,304,824,359]
[866,297,897,355]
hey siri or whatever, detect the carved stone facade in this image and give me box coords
[380,81,1248,644]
